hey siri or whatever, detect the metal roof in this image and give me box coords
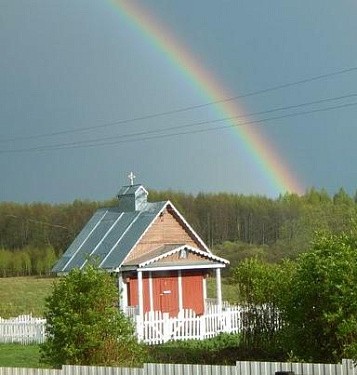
[52,201,166,273]
[52,183,218,274]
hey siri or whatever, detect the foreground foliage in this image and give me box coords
[280,230,357,362]
[0,333,274,367]
[147,333,241,365]
[40,265,145,367]
[234,228,357,363]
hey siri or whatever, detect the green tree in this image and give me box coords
[280,229,357,362]
[233,257,294,356]
[40,264,145,367]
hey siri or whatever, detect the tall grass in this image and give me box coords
[0,277,55,318]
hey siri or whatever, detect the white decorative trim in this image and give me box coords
[203,277,207,313]
[216,268,222,312]
[138,244,229,268]
[148,271,153,311]
[138,263,225,272]
[178,270,183,311]
[118,273,127,310]
[138,270,144,318]
[166,200,211,253]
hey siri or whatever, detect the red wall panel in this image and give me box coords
[182,271,204,315]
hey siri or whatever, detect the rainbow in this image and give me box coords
[110,0,305,195]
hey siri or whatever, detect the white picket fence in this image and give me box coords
[0,304,281,345]
[0,315,46,344]
[1,360,357,375]
[136,305,245,345]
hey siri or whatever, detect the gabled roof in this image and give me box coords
[123,244,229,270]
[52,197,211,274]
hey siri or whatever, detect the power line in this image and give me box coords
[2,99,357,154]
[5,215,69,230]
[2,93,356,152]
[1,66,357,143]
[3,92,356,151]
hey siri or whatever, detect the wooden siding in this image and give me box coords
[182,271,204,315]
[125,208,204,263]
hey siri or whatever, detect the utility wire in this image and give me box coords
[1,93,356,152]
[2,99,357,154]
[5,214,69,230]
[32,93,357,147]
[1,66,357,143]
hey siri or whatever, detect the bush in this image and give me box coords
[40,265,145,367]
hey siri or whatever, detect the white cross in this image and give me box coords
[128,171,136,186]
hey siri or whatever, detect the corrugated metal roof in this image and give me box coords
[52,201,166,273]
[117,184,148,197]
[117,184,149,211]
[52,183,223,274]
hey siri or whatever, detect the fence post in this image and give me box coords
[162,313,171,343]
[135,314,144,342]
[225,308,232,333]
[200,314,206,340]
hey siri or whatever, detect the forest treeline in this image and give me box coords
[0,187,356,276]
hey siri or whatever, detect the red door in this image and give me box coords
[152,273,179,317]
[160,277,179,316]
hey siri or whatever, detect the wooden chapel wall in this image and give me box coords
[126,208,205,262]
[127,270,204,316]
[182,271,204,315]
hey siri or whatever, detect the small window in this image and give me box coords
[179,249,187,259]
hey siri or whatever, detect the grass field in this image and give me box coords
[0,344,42,367]
[0,276,239,318]
[0,277,55,318]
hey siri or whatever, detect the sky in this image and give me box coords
[1,0,357,203]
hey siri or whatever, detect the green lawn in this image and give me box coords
[0,344,43,368]
[0,277,241,367]
[0,277,55,318]
[0,276,239,319]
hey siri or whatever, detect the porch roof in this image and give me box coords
[121,244,229,271]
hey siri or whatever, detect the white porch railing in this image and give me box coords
[124,305,138,319]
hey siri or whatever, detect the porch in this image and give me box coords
[124,300,245,345]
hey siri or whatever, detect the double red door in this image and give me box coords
[153,274,179,317]
[127,271,204,316]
